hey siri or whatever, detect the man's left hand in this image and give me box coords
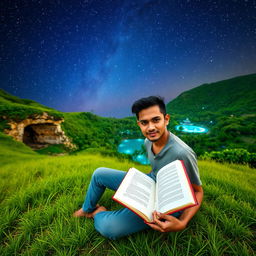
[146,211,186,233]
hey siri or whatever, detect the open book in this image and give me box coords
[112,160,198,223]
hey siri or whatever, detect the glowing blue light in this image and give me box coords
[117,139,150,165]
[175,125,208,133]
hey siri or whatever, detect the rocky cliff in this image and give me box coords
[3,112,76,150]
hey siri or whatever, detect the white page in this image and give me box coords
[113,168,156,221]
[156,160,196,213]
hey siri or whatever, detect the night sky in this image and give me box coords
[1,0,256,118]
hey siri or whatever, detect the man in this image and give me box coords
[73,96,203,239]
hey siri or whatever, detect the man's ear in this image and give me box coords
[165,114,170,125]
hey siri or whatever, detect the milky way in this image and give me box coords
[1,0,256,117]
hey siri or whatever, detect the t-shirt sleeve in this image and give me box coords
[178,150,202,186]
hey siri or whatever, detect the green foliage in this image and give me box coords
[200,148,256,168]
[61,112,141,151]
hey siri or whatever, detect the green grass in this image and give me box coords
[0,135,256,255]
[35,144,70,155]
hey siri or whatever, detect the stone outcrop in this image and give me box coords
[4,112,76,149]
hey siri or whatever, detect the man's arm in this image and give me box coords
[147,184,203,232]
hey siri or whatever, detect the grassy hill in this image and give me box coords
[0,89,58,111]
[0,89,63,129]
[0,132,255,255]
[166,73,256,118]
[166,74,256,154]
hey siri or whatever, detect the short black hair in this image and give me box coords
[131,96,166,119]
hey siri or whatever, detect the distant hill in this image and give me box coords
[0,89,56,110]
[166,73,256,118]
[166,74,256,153]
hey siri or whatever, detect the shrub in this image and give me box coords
[200,148,255,168]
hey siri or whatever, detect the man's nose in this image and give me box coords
[148,122,155,130]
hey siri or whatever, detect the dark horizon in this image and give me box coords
[1,72,255,119]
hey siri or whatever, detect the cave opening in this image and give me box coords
[23,123,57,149]
[23,125,37,145]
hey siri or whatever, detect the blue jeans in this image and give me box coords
[82,167,182,240]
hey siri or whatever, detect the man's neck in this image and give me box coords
[152,131,170,154]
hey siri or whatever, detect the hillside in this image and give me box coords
[166,74,256,153]
[166,73,256,118]
[0,89,63,131]
[0,130,255,255]
[61,112,140,151]
[0,89,57,111]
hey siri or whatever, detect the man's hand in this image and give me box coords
[146,211,186,232]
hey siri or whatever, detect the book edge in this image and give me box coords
[180,160,199,206]
[112,196,151,223]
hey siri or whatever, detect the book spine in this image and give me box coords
[112,196,149,223]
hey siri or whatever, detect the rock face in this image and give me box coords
[4,112,76,149]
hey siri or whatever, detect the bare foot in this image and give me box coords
[73,205,107,218]
[91,205,107,217]
[73,208,91,218]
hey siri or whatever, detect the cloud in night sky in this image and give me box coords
[1,0,256,117]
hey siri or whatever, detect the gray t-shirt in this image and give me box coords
[144,132,202,186]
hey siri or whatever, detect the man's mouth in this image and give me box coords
[148,131,158,137]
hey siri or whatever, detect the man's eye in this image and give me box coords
[140,121,148,125]
[153,118,160,123]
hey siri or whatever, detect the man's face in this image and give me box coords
[137,105,170,142]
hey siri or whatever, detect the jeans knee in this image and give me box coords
[92,167,106,179]
[94,216,123,240]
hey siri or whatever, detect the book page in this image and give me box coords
[156,160,196,213]
[113,168,155,221]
